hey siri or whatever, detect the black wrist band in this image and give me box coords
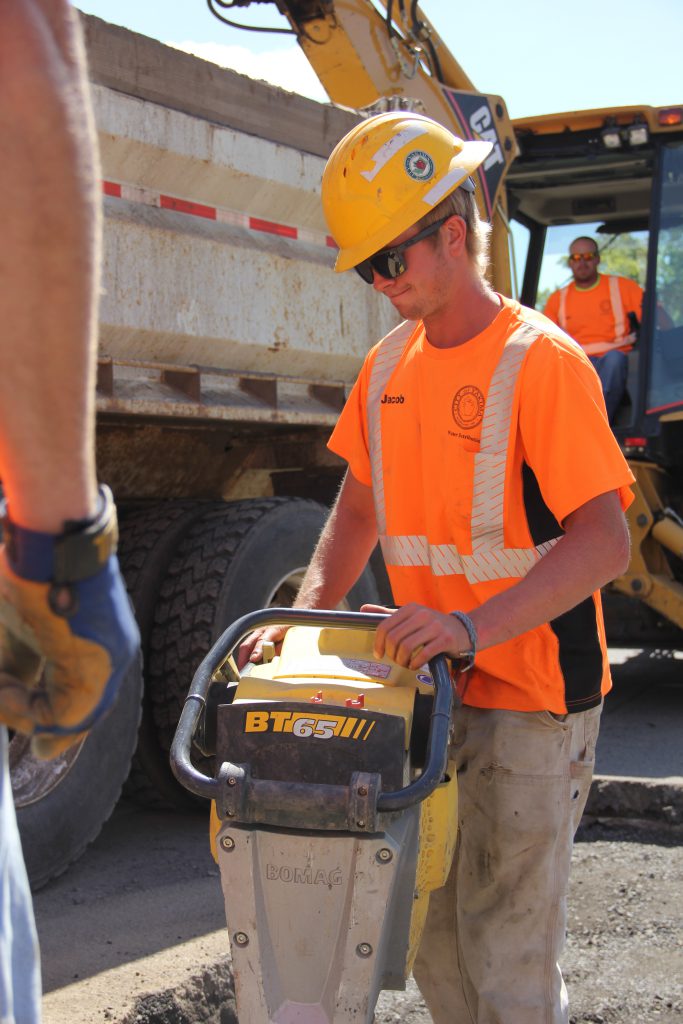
[1,484,118,584]
[449,610,477,672]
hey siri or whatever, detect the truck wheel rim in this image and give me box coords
[265,568,351,610]
[9,732,85,807]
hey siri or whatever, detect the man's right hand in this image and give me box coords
[236,624,289,670]
[0,486,140,759]
[0,550,140,759]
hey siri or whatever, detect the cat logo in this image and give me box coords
[468,106,505,172]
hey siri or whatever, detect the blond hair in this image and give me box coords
[418,186,491,277]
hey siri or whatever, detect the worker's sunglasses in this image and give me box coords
[569,252,598,263]
[353,177,477,284]
[354,216,449,284]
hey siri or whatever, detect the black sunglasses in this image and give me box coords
[354,217,447,284]
[354,176,476,285]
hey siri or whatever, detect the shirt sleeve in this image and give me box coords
[327,353,374,487]
[518,335,635,525]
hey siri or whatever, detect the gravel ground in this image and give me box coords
[106,817,682,1024]
[373,819,683,1024]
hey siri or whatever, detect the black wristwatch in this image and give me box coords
[1,484,118,584]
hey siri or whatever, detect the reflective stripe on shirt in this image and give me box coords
[558,276,633,355]
[367,321,561,584]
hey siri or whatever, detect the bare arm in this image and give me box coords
[0,0,100,530]
[0,2,140,758]
[372,490,630,668]
[237,470,378,666]
[293,470,379,609]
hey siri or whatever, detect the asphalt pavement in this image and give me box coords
[586,648,682,822]
[598,648,682,779]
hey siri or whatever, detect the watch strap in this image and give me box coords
[449,610,477,672]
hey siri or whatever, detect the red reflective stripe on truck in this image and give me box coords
[249,217,298,239]
[101,180,334,249]
[160,195,217,219]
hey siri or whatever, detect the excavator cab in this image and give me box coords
[508,108,683,446]
[507,109,683,646]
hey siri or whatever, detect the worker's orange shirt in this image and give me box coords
[329,297,634,715]
[544,274,643,354]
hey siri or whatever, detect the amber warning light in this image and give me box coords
[658,108,683,127]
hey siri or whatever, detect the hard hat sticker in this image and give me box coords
[422,166,467,206]
[405,150,435,181]
[360,126,428,182]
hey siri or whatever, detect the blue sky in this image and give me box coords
[73,1,680,296]
[74,0,681,119]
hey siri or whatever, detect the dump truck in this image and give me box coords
[11,13,395,889]
[11,3,683,888]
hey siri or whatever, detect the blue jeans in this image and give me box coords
[0,728,41,1024]
[589,351,628,423]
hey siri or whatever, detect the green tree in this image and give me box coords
[597,233,648,284]
[655,224,683,325]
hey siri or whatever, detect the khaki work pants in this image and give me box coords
[413,703,601,1024]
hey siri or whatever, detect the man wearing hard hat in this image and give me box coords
[242,112,634,1023]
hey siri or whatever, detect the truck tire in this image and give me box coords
[116,500,221,809]
[146,497,380,803]
[11,653,143,891]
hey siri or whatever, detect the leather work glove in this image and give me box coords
[0,485,140,760]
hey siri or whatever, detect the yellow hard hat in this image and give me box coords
[322,111,493,272]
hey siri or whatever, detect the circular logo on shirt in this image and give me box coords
[404,150,434,181]
[452,385,485,429]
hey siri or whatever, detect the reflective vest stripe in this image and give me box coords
[558,285,568,330]
[471,331,532,551]
[608,274,626,342]
[368,320,561,584]
[382,534,431,567]
[367,320,416,535]
[558,277,631,355]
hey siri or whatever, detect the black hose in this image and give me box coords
[206,0,295,35]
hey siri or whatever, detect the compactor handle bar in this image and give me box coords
[170,608,454,817]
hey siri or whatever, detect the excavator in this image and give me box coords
[172,2,683,1021]
[203,0,683,648]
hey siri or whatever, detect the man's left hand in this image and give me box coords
[361,602,471,669]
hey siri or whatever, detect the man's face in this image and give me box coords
[568,239,600,286]
[368,218,460,322]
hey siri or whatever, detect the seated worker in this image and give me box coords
[544,236,642,423]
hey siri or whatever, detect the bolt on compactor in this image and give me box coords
[171,608,459,1024]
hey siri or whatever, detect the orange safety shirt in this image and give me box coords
[544,274,643,356]
[328,296,634,715]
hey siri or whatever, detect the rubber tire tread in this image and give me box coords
[16,650,143,891]
[117,500,223,809]
[146,497,380,796]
